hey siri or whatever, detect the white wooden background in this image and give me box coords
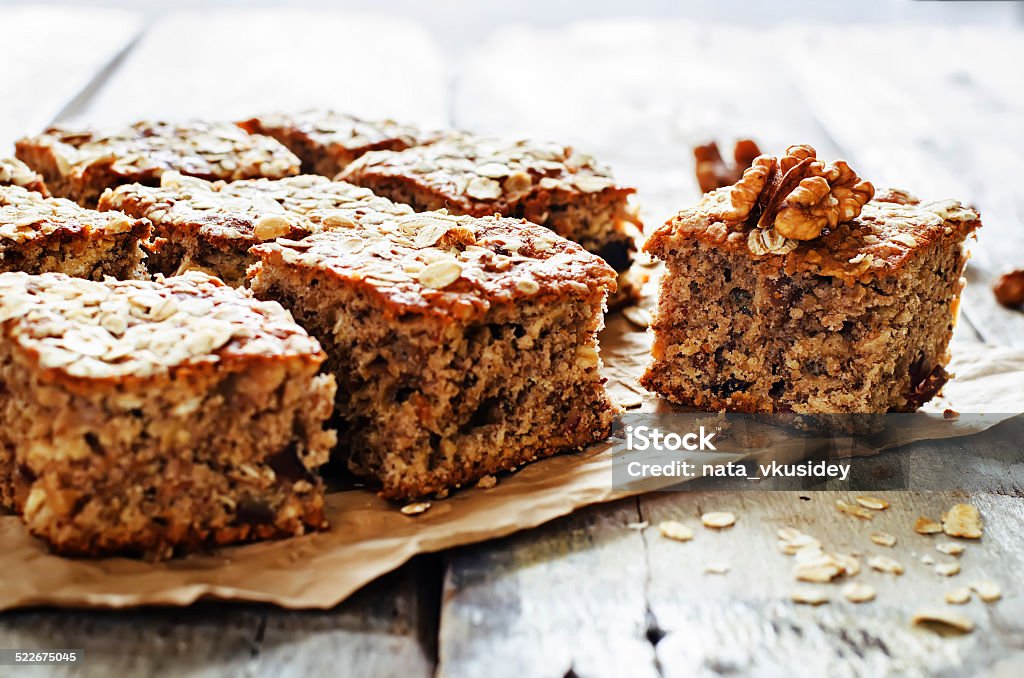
[2,5,1024,677]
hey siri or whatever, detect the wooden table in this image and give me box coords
[2,7,1023,677]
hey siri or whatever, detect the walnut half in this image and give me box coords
[706,144,874,243]
[694,139,762,193]
[994,270,1024,308]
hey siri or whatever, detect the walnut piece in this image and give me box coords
[706,144,874,245]
[694,139,762,193]
[994,269,1024,308]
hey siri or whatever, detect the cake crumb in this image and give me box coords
[943,408,960,421]
[476,475,497,490]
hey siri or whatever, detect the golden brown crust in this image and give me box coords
[251,212,618,322]
[16,120,300,206]
[0,270,325,391]
[238,110,429,176]
[645,191,981,284]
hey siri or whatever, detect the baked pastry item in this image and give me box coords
[99,173,412,286]
[1,185,149,279]
[0,271,336,558]
[338,132,643,306]
[249,209,617,499]
[15,120,300,207]
[641,145,980,426]
[238,110,428,177]
[0,157,49,196]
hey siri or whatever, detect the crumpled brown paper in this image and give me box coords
[1,305,1021,611]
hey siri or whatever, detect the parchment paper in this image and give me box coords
[1,304,1022,611]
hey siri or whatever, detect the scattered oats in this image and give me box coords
[842,582,876,603]
[891,232,919,248]
[777,528,821,555]
[658,520,694,542]
[573,175,615,193]
[626,520,649,531]
[793,543,826,563]
[921,554,936,566]
[791,588,830,605]
[871,532,897,547]
[465,176,502,200]
[935,562,961,577]
[475,475,497,490]
[704,562,730,575]
[971,580,1002,603]
[253,214,292,241]
[855,496,890,511]
[868,555,905,575]
[622,306,651,328]
[514,278,540,295]
[911,609,974,634]
[793,554,844,583]
[400,502,431,516]
[945,587,972,605]
[936,542,966,556]
[942,503,983,539]
[701,511,736,528]
[915,517,943,535]
[834,553,861,577]
[836,500,874,520]
[417,260,462,289]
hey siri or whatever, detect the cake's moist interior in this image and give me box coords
[0,231,146,280]
[253,265,614,499]
[643,235,967,416]
[0,345,335,558]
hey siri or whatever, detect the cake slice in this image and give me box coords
[99,173,413,286]
[249,209,617,499]
[238,110,429,177]
[0,271,336,558]
[338,132,644,306]
[1,185,149,279]
[1,157,49,196]
[641,145,980,429]
[16,120,300,207]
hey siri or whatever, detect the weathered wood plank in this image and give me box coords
[437,501,658,678]
[0,6,143,150]
[67,9,449,129]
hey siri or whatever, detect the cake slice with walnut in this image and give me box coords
[249,209,617,499]
[338,132,644,307]
[642,145,980,429]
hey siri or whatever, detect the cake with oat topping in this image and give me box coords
[338,132,644,306]
[238,109,430,177]
[1,185,149,279]
[16,120,300,207]
[0,157,49,196]
[0,271,336,558]
[641,145,980,426]
[249,209,617,500]
[100,173,412,286]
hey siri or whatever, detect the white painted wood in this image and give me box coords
[68,9,449,129]
[0,6,143,150]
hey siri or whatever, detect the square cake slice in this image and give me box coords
[99,173,413,286]
[16,120,300,207]
[238,109,429,177]
[338,132,644,306]
[249,210,617,500]
[1,157,49,196]
[641,145,980,424]
[1,185,149,280]
[0,271,336,558]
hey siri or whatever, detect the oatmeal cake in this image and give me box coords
[99,173,413,286]
[0,271,336,558]
[1,185,149,279]
[0,157,49,195]
[238,109,428,177]
[338,132,644,306]
[15,120,300,207]
[642,145,980,424]
[249,210,617,499]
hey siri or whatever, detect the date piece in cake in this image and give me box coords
[0,271,336,558]
[0,157,49,196]
[249,210,617,500]
[1,185,149,279]
[641,145,980,425]
[15,120,300,207]
[99,173,413,286]
[338,132,643,305]
[238,110,428,177]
